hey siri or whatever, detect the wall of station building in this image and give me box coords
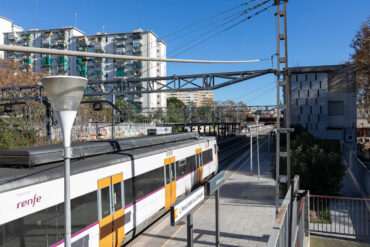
[290,65,356,142]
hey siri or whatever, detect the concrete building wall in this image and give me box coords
[0,16,23,58]
[290,65,356,142]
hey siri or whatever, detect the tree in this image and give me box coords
[271,125,346,195]
[166,97,185,123]
[350,17,370,122]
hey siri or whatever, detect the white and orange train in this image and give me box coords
[0,133,218,247]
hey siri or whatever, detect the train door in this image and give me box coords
[196,148,203,184]
[97,173,125,247]
[164,156,176,210]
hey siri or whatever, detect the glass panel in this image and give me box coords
[71,195,86,234]
[101,186,111,218]
[124,178,133,206]
[113,182,123,212]
[85,191,98,226]
[165,165,170,184]
[170,163,176,182]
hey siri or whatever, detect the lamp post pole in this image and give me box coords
[41,76,87,247]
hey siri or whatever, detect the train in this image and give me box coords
[0,132,218,247]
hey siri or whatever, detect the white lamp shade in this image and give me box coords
[41,76,88,112]
[41,76,88,147]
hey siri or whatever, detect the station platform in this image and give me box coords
[127,143,276,247]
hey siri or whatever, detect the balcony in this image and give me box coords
[115,50,125,55]
[94,43,104,52]
[115,42,125,49]
[57,64,68,72]
[22,58,32,65]
[42,57,51,65]
[57,56,67,64]
[132,33,141,40]
[42,43,51,49]
[133,50,142,56]
[114,36,127,42]
[56,43,67,50]
[77,57,88,64]
[116,69,125,77]
[132,40,142,47]
[42,32,51,38]
[134,61,143,69]
[21,33,31,40]
[7,33,17,41]
[78,37,88,44]
[22,41,32,47]
[94,70,104,79]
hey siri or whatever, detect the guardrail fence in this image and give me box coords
[267,175,310,247]
[309,195,370,242]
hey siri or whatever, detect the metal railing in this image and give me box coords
[267,175,310,247]
[309,195,370,242]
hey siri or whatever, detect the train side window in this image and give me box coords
[100,186,111,218]
[135,167,164,201]
[186,155,196,173]
[113,182,123,211]
[165,165,171,184]
[202,149,213,164]
[124,178,133,206]
[176,159,186,178]
[214,144,217,154]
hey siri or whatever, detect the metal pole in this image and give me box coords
[187,213,193,247]
[288,179,294,247]
[64,146,72,247]
[257,128,260,181]
[216,189,220,247]
[112,94,116,139]
[250,128,253,173]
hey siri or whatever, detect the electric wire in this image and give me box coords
[132,0,272,82]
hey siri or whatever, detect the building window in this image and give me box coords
[315,73,318,80]
[315,98,318,105]
[298,115,300,122]
[310,81,312,89]
[298,90,300,98]
[296,75,298,81]
[328,101,344,116]
[296,98,298,106]
[320,105,322,114]
[300,106,303,114]
[316,122,318,130]
[306,98,308,105]
[106,37,108,42]
[319,81,322,89]
[308,115,310,122]
[307,90,310,97]
[305,74,308,81]
[310,106,312,114]
[300,82,302,89]
[318,114,320,122]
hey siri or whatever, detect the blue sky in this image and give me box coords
[1,0,369,105]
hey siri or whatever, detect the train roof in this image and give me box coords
[0,133,215,193]
[0,132,200,167]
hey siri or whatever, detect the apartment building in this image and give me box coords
[167,90,214,106]
[290,64,356,142]
[74,29,167,109]
[3,25,167,109]
[0,16,23,58]
[3,27,84,73]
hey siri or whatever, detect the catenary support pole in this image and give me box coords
[187,213,193,247]
[250,128,253,173]
[215,189,220,247]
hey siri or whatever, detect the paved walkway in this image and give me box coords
[127,143,276,247]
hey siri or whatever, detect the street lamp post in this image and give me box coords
[41,76,88,247]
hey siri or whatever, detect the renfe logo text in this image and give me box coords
[17,194,41,209]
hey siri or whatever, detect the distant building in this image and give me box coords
[290,64,356,142]
[0,16,23,58]
[73,29,167,109]
[3,27,84,74]
[3,24,167,109]
[167,91,214,107]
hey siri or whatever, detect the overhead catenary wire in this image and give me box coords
[135,0,258,53]
[135,0,272,80]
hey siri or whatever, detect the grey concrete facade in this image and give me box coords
[290,64,357,142]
